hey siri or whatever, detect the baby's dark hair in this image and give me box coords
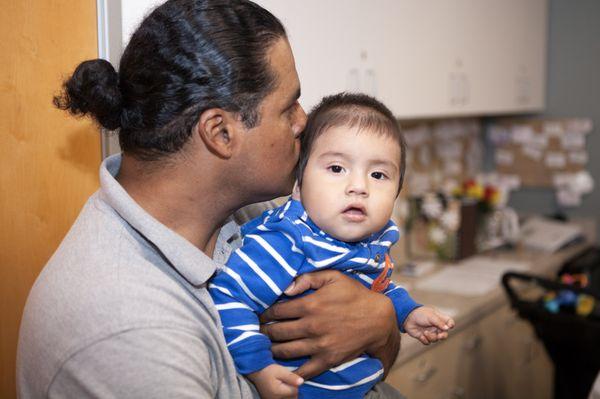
[297,92,406,191]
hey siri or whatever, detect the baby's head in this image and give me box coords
[295,93,406,242]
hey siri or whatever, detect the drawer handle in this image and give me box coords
[462,335,482,351]
[414,366,438,383]
[447,387,466,399]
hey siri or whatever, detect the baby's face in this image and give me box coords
[299,125,401,242]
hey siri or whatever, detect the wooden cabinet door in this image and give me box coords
[453,321,492,399]
[0,2,100,398]
[479,305,553,399]
[388,305,554,399]
[387,334,462,399]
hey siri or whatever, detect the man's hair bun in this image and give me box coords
[53,59,122,130]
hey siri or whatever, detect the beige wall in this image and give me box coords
[0,1,100,397]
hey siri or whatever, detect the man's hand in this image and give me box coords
[259,270,400,379]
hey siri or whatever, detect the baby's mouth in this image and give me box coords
[342,205,367,221]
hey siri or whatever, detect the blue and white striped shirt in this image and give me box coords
[209,199,420,398]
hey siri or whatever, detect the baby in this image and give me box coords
[209,93,455,399]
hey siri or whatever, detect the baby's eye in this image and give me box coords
[371,171,387,180]
[329,165,344,173]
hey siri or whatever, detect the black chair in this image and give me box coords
[502,251,600,399]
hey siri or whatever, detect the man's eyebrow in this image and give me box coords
[286,87,301,108]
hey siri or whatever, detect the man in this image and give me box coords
[17,1,403,397]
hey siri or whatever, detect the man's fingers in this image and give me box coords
[260,298,309,323]
[294,358,328,380]
[284,270,340,296]
[260,319,308,342]
[271,339,316,359]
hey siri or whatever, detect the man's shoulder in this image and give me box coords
[17,194,222,397]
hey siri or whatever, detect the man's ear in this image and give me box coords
[196,108,241,159]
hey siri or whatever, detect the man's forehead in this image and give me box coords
[267,39,300,95]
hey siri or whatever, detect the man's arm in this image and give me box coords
[260,270,401,379]
[47,328,258,398]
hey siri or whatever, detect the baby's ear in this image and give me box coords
[291,181,301,200]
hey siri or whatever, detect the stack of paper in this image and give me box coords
[414,256,530,297]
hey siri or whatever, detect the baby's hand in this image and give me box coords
[403,306,455,345]
[248,364,304,399]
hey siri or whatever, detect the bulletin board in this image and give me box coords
[489,118,592,188]
[400,118,483,196]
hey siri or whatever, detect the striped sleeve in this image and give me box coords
[208,218,305,375]
[350,272,421,333]
[383,280,421,332]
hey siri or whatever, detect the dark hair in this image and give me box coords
[53,0,286,160]
[297,92,407,192]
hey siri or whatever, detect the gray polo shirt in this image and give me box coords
[16,154,259,398]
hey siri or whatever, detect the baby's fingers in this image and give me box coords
[276,369,304,388]
[430,311,453,331]
[275,383,299,399]
[423,329,439,343]
[443,315,456,329]
[417,333,431,345]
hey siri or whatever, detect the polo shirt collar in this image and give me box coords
[99,154,236,287]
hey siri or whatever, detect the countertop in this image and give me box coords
[390,236,594,367]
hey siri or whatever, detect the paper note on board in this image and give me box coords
[528,134,549,149]
[436,141,462,160]
[444,161,463,175]
[418,147,431,166]
[511,125,535,144]
[543,121,564,136]
[495,149,514,166]
[545,152,567,169]
[569,151,588,165]
[403,126,429,148]
[566,118,593,133]
[489,125,511,144]
[522,146,544,161]
[561,131,586,150]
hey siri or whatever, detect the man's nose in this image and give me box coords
[294,105,308,136]
[345,173,369,197]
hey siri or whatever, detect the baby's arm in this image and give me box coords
[382,281,454,344]
[209,219,305,389]
[382,281,422,330]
